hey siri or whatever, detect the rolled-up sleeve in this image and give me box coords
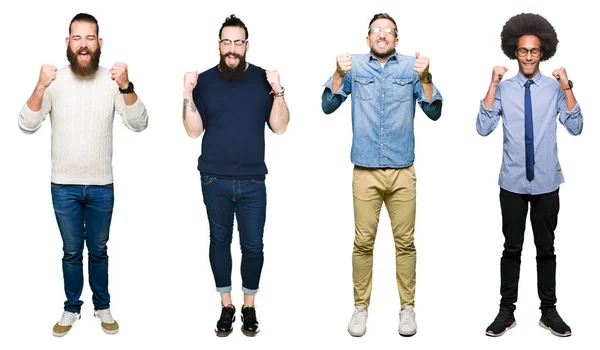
[476,89,502,136]
[115,92,148,132]
[18,90,51,134]
[321,73,352,115]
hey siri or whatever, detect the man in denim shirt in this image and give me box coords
[477,13,582,338]
[321,13,443,337]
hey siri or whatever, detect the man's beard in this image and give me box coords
[67,46,101,77]
[370,40,395,59]
[218,52,247,81]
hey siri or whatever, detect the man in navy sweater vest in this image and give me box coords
[182,14,289,337]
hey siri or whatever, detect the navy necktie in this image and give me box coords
[524,79,535,181]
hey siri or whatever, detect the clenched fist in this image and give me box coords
[336,53,352,77]
[266,70,282,93]
[491,66,509,85]
[38,64,57,89]
[552,67,569,85]
[110,62,130,89]
[414,52,430,79]
[183,71,199,95]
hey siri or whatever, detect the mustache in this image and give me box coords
[222,52,243,59]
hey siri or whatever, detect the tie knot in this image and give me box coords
[525,79,534,88]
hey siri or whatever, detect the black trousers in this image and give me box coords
[499,187,560,312]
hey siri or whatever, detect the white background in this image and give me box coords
[0,0,597,349]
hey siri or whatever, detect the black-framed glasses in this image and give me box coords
[220,39,247,47]
[516,47,541,58]
[369,26,397,35]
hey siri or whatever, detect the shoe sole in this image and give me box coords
[215,329,233,337]
[485,320,516,337]
[52,330,70,337]
[348,330,366,337]
[241,327,260,337]
[101,327,119,335]
[538,320,571,337]
[399,329,417,337]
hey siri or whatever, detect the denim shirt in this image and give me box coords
[476,71,583,195]
[321,51,443,168]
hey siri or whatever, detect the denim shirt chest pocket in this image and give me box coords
[392,78,412,102]
[354,76,375,101]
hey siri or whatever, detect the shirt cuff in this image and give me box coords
[322,76,347,98]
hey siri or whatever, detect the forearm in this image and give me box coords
[564,89,577,111]
[483,83,498,109]
[183,94,203,138]
[26,84,46,112]
[331,71,345,94]
[269,96,290,135]
[421,82,433,101]
[122,92,139,106]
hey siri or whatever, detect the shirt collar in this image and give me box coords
[517,70,542,87]
[368,50,399,64]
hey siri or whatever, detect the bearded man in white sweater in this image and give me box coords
[18,13,148,337]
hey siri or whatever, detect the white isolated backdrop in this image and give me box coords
[0,0,596,349]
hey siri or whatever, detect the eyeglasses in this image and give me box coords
[516,47,541,58]
[369,26,397,35]
[220,39,247,46]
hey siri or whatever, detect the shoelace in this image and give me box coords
[353,309,367,324]
[243,307,257,324]
[95,309,114,323]
[220,306,234,320]
[59,311,78,325]
[399,309,413,326]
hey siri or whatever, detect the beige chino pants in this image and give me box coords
[352,165,416,309]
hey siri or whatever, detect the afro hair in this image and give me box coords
[500,13,558,61]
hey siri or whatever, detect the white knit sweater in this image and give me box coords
[19,66,148,185]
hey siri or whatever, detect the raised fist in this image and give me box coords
[38,64,57,88]
[110,62,130,89]
[183,71,199,95]
[491,66,508,85]
[414,52,430,78]
[552,67,569,85]
[336,53,352,76]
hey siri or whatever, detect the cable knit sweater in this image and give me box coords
[19,66,148,185]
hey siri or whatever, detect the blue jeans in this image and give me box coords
[200,175,266,295]
[51,183,114,313]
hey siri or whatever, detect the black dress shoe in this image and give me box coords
[241,306,260,337]
[485,308,516,337]
[539,308,571,337]
[215,304,236,337]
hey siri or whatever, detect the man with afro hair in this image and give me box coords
[476,13,583,338]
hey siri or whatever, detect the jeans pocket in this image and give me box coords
[251,179,265,185]
[201,175,216,185]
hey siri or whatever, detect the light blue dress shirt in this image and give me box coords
[477,71,583,195]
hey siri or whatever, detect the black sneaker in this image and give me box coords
[241,306,260,337]
[215,304,236,337]
[539,308,571,337]
[485,308,516,337]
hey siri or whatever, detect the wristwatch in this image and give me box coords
[560,80,573,90]
[119,82,135,94]
[419,73,432,84]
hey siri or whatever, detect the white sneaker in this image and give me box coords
[348,307,368,337]
[398,306,417,337]
[52,311,80,337]
[94,308,120,335]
